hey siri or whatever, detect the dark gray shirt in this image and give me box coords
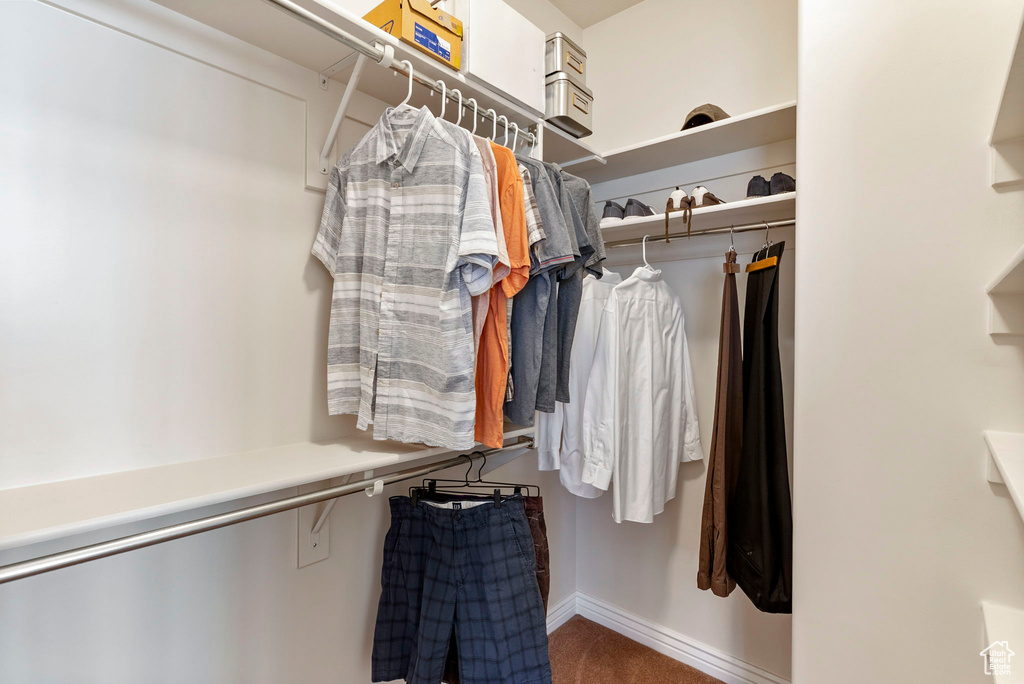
[505,156,575,425]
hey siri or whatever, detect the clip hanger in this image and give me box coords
[746,221,778,272]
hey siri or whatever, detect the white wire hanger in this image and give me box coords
[451,89,463,126]
[395,59,415,111]
[642,235,656,271]
[486,109,497,140]
[511,123,520,152]
[498,115,509,147]
[437,80,447,119]
[468,98,479,134]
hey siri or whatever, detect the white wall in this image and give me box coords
[793,1,1024,683]
[0,1,576,681]
[0,0,364,489]
[581,0,797,152]
[502,0,584,43]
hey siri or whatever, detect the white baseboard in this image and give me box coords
[550,591,789,684]
[545,592,579,633]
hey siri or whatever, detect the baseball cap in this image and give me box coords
[681,104,730,130]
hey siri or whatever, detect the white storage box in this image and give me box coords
[451,0,545,114]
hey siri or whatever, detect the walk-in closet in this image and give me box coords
[2,1,1023,682]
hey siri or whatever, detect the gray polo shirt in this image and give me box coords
[505,156,574,425]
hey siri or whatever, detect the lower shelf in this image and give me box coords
[981,601,1024,682]
[599,194,796,244]
[0,427,533,552]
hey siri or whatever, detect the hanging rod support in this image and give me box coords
[0,437,534,586]
[319,52,368,174]
[605,218,795,249]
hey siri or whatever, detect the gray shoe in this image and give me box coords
[746,175,770,198]
[624,198,656,218]
[602,200,625,221]
[770,172,795,195]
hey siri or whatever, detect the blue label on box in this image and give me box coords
[414,22,451,62]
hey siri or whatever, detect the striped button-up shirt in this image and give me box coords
[312,106,498,450]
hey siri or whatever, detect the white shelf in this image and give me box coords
[0,428,533,552]
[541,122,604,167]
[993,11,1024,144]
[152,0,542,127]
[991,11,1024,187]
[986,245,1024,335]
[981,601,1024,683]
[986,432,1024,522]
[599,194,795,243]
[563,102,797,184]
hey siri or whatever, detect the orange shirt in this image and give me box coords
[475,143,530,447]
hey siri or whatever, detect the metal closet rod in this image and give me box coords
[604,218,796,249]
[0,438,534,586]
[261,0,538,147]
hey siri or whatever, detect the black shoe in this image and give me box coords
[624,198,656,218]
[746,175,770,198]
[602,200,625,221]
[770,172,795,195]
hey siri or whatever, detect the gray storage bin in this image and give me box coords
[545,32,587,87]
[545,72,593,138]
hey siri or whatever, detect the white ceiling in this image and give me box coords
[548,0,646,29]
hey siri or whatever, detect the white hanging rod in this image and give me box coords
[0,437,534,586]
[261,0,537,147]
[604,218,796,249]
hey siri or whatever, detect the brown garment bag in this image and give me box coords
[697,249,743,597]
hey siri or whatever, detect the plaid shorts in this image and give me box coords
[441,497,550,684]
[372,496,552,684]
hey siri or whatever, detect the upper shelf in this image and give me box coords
[0,428,533,553]
[152,0,542,128]
[563,102,797,184]
[599,193,796,243]
[542,122,605,167]
[993,10,1024,144]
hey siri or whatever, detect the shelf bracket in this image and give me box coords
[988,293,1024,335]
[320,52,361,85]
[298,474,352,568]
[991,138,1024,188]
[319,53,368,175]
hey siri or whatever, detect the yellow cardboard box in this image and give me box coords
[363,0,463,70]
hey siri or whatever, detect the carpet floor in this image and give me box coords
[548,616,724,684]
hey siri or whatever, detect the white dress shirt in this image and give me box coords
[535,269,623,498]
[581,266,703,523]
